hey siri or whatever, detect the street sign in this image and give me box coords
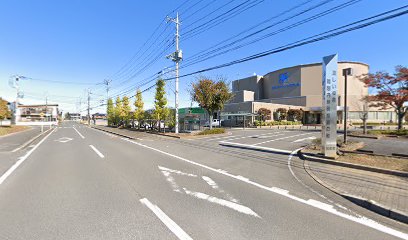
[322,54,338,158]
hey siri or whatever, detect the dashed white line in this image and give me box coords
[0,128,56,185]
[140,198,193,240]
[122,138,408,240]
[73,127,85,139]
[89,145,105,158]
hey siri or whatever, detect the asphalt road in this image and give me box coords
[0,121,407,239]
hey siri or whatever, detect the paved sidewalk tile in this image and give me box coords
[306,160,408,217]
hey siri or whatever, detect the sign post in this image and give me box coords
[322,54,338,158]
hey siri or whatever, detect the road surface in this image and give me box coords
[0,121,407,239]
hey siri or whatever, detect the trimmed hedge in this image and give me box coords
[367,129,408,136]
[197,128,226,135]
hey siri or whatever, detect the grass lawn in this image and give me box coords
[0,126,29,136]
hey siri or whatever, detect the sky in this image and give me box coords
[1,0,407,115]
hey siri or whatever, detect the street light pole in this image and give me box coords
[342,68,353,144]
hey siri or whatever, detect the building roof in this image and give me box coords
[263,61,369,76]
[18,104,58,107]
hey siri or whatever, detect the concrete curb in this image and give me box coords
[348,134,382,139]
[303,158,408,224]
[298,150,408,178]
[11,127,54,153]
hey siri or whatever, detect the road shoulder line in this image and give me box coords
[0,128,56,185]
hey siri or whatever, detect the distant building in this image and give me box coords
[223,61,396,125]
[66,113,81,121]
[15,104,59,125]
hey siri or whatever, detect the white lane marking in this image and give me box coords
[0,128,56,185]
[252,132,313,146]
[140,198,193,240]
[219,141,292,154]
[73,127,85,139]
[89,145,105,158]
[183,188,259,218]
[221,131,286,142]
[292,136,316,143]
[202,176,238,203]
[204,135,241,141]
[159,166,197,177]
[55,137,73,143]
[122,138,408,240]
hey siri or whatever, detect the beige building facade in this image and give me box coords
[224,61,397,125]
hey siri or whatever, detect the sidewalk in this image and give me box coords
[305,159,408,223]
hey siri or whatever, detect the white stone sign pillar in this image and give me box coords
[322,54,338,158]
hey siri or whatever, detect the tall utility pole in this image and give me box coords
[167,12,182,134]
[87,89,91,125]
[104,79,112,104]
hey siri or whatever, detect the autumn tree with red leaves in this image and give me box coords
[360,66,408,130]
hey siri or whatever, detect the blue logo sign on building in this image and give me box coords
[272,72,301,90]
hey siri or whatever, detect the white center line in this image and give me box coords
[140,198,193,240]
[73,127,85,139]
[89,145,104,158]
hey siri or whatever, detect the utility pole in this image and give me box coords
[167,12,182,134]
[45,95,48,122]
[342,68,353,144]
[87,89,91,125]
[12,76,21,125]
[104,79,112,104]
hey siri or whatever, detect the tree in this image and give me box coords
[360,66,408,130]
[134,89,144,129]
[276,108,287,121]
[287,109,303,122]
[154,79,167,131]
[0,98,11,126]
[106,98,114,126]
[121,96,131,127]
[258,108,271,122]
[191,76,233,129]
[115,96,123,126]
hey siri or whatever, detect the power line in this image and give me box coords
[163,5,408,80]
[182,0,359,68]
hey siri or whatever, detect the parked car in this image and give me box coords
[204,119,221,127]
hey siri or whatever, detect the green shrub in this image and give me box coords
[197,128,226,135]
[367,129,408,135]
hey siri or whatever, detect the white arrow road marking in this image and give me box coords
[183,188,259,218]
[55,137,73,143]
[292,136,316,143]
[119,138,408,239]
[202,176,238,203]
[158,166,258,217]
[140,198,193,240]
